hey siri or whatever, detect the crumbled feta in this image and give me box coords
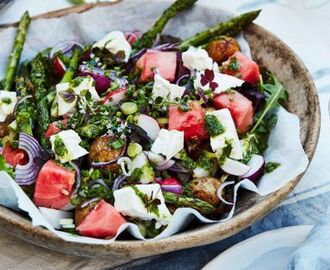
[193,167,210,178]
[50,129,88,163]
[194,71,244,94]
[114,184,172,225]
[0,91,17,122]
[56,76,100,116]
[152,74,185,102]
[151,129,184,160]
[206,109,243,160]
[92,31,132,62]
[182,46,213,71]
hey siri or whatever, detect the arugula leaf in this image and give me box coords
[250,75,288,133]
[241,75,288,162]
[0,155,14,178]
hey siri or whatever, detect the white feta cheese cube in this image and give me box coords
[92,31,132,62]
[0,91,17,122]
[182,46,213,71]
[56,82,77,116]
[152,74,185,102]
[50,129,88,163]
[56,77,100,116]
[207,109,243,160]
[114,184,172,225]
[151,129,184,160]
[194,71,244,94]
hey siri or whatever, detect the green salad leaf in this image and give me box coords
[242,75,288,163]
[0,155,14,178]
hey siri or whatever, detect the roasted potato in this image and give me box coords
[0,122,9,138]
[184,177,222,206]
[75,200,99,226]
[207,36,240,63]
[88,136,124,171]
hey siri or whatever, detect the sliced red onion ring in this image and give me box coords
[80,197,101,209]
[196,88,208,104]
[156,159,175,171]
[49,40,83,58]
[176,74,190,86]
[152,42,179,51]
[168,162,190,174]
[15,133,48,185]
[239,154,265,182]
[157,178,182,194]
[220,158,251,176]
[216,181,235,205]
[130,48,147,61]
[69,161,81,195]
[112,175,128,192]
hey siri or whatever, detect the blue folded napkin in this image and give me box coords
[287,207,330,270]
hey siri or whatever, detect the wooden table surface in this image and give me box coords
[0,229,121,270]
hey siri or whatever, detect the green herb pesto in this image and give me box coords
[1,97,12,105]
[205,114,225,137]
[131,186,160,217]
[218,138,233,166]
[53,135,68,157]
[227,56,240,72]
[177,150,196,170]
[265,162,281,173]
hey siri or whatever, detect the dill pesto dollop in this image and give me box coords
[205,114,225,137]
[53,135,68,157]
[131,186,160,217]
[265,162,281,173]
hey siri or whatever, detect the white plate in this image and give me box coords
[202,225,313,270]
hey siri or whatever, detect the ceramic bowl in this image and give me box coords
[0,1,320,264]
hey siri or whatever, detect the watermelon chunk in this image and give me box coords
[136,51,177,83]
[213,90,253,134]
[34,160,75,209]
[76,200,126,239]
[45,119,68,139]
[169,101,208,141]
[221,51,260,85]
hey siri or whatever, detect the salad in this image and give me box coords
[0,0,287,239]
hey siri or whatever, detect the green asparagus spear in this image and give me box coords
[3,12,31,91]
[133,0,198,50]
[15,76,35,135]
[30,54,51,148]
[163,191,216,215]
[60,48,80,83]
[179,10,261,51]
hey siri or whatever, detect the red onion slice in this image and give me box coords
[15,133,48,185]
[216,181,235,205]
[196,88,208,104]
[49,40,83,58]
[156,159,175,171]
[157,178,182,194]
[112,175,128,191]
[239,154,265,182]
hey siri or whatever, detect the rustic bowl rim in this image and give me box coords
[0,1,320,259]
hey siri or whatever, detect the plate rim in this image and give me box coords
[202,225,314,270]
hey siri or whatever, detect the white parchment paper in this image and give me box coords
[0,1,308,243]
